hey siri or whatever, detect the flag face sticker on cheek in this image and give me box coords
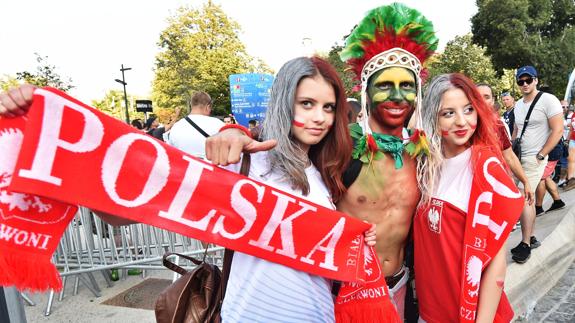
[293,115,306,127]
[0,117,78,292]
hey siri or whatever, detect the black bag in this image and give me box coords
[549,140,569,161]
[511,139,522,161]
[512,92,544,161]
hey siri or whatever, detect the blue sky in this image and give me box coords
[0,0,477,102]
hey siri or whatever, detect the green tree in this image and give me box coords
[91,90,145,121]
[323,44,360,99]
[15,53,74,91]
[428,34,499,87]
[152,1,270,116]
[472,0,575,97]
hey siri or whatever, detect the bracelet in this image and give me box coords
[220,124,252,138]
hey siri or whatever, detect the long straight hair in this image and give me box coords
[261,56,352,202]
[417,73,503,206]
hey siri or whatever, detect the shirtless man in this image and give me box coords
[205,5,438,320]
[339,66,419,278]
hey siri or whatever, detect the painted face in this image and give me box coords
[477,85,495,109]
[291,76,336,152]
[438,88,478,158]
[367,67,416,131]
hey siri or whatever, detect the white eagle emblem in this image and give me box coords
[466,256,483,298]
[427,207,440,233]
[364,245,374,277]
[0,127,52,216]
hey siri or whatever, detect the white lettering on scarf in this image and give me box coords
[19,89,104,186]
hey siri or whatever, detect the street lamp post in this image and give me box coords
[115,64,132,124]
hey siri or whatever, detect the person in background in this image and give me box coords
[415,73,522,322]
[223,114,237,124]
[164,91,222,159]
[247,119,262,140]
[346,98,362,123]
[144,108,182,141]
[562,101,575,190]
[501,92,516,136]
[510,66,564,264]
[144,115,159,135]
[476,83,533,206]
[130,118,144,130]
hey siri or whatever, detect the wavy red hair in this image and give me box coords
[308,56,352,203]
[449,73,504,163]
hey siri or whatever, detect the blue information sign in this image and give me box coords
[229,73,274,127]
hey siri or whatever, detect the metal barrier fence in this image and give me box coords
[33,207,222,316]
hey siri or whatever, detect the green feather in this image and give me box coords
[405,142,416,155]
[349,123,364,140]
[341,2,438,62]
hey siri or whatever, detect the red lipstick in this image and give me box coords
[454,130,468,137]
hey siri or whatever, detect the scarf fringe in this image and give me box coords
[0,252,62,292]
[335,302,401,323]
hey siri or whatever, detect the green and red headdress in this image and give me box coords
[341,3,438,165]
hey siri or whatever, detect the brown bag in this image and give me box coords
[155,250,231,323]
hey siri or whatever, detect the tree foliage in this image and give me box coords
[14,53,74,91]
[472,0,575,97]
[91,90,145,121]
[323,45,360,100]
[152,1,271,116]
[428,34,499,87]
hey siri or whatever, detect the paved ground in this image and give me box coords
[506,183,574,265]
[527,260,575,322]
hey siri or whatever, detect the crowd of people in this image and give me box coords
[0,2,573,323]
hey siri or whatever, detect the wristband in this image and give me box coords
[220,124,252,138]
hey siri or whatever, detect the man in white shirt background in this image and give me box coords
[164,91,224,159]
[510,66,565,264]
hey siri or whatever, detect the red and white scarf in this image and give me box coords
[0,88,378,295]
[335,245,401,323]
[459,148,523,322]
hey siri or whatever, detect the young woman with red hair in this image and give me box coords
[414,73,523,323]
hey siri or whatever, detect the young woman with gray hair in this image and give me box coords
[413,73,523,323]
[220,56,376,323]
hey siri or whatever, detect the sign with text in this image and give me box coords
[135,100,153,113]
[229,73,273,126]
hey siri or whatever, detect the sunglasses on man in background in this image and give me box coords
[517,77,535,86]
